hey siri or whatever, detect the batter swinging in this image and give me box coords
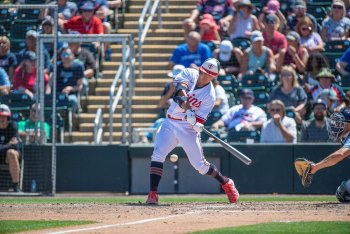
[146,58,239,205]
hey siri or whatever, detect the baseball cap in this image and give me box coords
[286,31,300,42]
[168,64,185,78]
[42,16,53,25]
[0,104,11,117]
[26,30,37,38]
[332,0,345,8]
[200,18,215,27]
[23,50,37,61]
[219,40,233,62]
[316,68,335,81]
[265,14,277,24]
[240,0,253,8]
[250,30,264,42]
[295,0,306,9]
[240,88,254,98]
[312,98,327,109]
[80,0,95,10]
[266,0,280,14]
[317,88,338,101]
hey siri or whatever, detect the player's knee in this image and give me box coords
[335,181,350,203]
[194,162,210,175]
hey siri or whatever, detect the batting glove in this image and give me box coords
[186,109,196,126]
[193,122,203,133]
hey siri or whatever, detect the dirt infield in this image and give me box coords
[1,195,350,234]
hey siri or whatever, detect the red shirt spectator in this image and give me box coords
[64,1,104,34]
[12,51,48,98]
[263,30,287,55]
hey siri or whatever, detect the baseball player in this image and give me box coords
[295,108,350,202]
[146,58,239,205]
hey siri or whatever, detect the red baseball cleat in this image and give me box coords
[222,178,239,203]
[146,191,159,205]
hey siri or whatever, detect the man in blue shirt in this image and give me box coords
[336,47,350,77]
[170,31,212,69]
[0,67,10,96]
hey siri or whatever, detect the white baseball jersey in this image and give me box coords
[151,68,216,175]
[166,68,216,123]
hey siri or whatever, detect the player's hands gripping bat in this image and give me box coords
[193,123,203,133]
[186,109,196,125]
[294,158,314,187]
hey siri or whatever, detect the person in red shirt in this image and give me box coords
[12,51,49,99]
[63,0,104,35]
[262,14,287,67]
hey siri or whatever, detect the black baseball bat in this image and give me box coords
[202,128,252,165]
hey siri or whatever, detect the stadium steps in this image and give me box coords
[71,0,193,143]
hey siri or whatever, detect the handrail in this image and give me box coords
[94,108,103,144]
[138,0,166,79]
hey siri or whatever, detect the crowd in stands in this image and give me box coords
[0,0,123,143]
[165,0,350,143]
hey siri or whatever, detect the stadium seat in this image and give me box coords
[324,40,350,73]
[217,75,236,92]
[10,39,26,54]
[44,93,73,137]
[226,130,260,143]
[306,5,327,28]
[227,92,235,107]
[235,73,271,93]
[0,9,12,31]
[44,111,65,143]
[200,127,221,143]
[10,22,38,40]
[202,41,217,52]
[339,75,350,92]
[205,110,222,127]
[14,8,41,24]
[307,0,332,6]
[11,112,25,122]
[25,0,48,3]
[230,37,251,51]
[253,91,269,109]
[0,92,33,113]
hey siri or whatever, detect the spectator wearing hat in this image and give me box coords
[262,14,288,64]
[199,15,221,43]
[227,0,260,40]
[0,104,21,192]
[317,88,339,114]
[213,40,241,76]
[0,36,17,81]
[64,0,103,35]
[297,15,324,54]
[47,0,78,31]
[0,67,10,96]
[260,99,297,143]
[286,0,318,33]
[321,0,350,42]
[182,0,234,38]
[41,16,66,57]
[277,31,308,74]
[13,51,49,99]
[169,31,212,69]
[211,88,267,132]
[258,0,286,32]
[300,99,328,142]
[17,30,51,72]
[309,68,345,111]
[46,47,84,114]
[239,30,276,79]
[336,47,350,77]
[303,52,329,89]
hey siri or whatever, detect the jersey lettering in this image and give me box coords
[188,93,202,108]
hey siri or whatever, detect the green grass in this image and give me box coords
[0,220,94,234]
[194,221,350,234]
[0,195,338,204]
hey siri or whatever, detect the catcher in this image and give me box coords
[295,108,350,202]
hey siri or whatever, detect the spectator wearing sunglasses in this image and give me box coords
[321,0,350,42]
[286,0,318,33]
[297,16,324,54]
[260,99,297,143]
[211,88,267,132]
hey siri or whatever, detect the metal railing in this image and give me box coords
[94,108,103,144]
[138,0,168,79]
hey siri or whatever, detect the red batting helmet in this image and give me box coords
[199,58,220,77]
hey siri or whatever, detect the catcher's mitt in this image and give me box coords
[294,158,314,187]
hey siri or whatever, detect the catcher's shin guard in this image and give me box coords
[222,178,239,203]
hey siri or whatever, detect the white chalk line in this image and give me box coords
[45,209,290,234]
[46,211,203,234]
